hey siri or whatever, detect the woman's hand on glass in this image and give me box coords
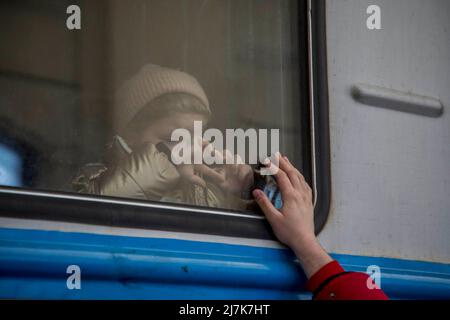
[252,154,332,278]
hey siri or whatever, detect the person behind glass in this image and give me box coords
[73,64,254,210]
[253,156,389,300]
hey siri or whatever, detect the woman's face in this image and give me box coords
[140,112,208,145]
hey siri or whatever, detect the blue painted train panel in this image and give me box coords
[0,228,449,299]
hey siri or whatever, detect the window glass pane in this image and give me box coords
[0,0,307,212]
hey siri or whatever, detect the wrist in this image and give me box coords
[292,236,333,279]
[291,234,319,257]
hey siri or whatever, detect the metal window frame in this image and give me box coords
[308,0,331,234]
[0,0,331,240]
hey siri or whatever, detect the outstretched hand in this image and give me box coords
[252,154,332,278]
[252,154,315,250]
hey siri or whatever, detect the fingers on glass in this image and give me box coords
[252,189,281,219]
[278,156,303,189]
[197,164,225,184]
[188,174,207,188]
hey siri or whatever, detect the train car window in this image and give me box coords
[0,0,329,239]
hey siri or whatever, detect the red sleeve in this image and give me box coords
[305,260,389,300]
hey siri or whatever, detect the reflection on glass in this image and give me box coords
[0,143,23,187]
[0,0,304,212]
[73,64,254,210]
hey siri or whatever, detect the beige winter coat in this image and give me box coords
[72,138,251,210]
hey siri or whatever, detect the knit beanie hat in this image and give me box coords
[115,64,210,132]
